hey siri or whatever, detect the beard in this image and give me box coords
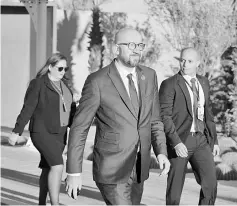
[126,54,141,67]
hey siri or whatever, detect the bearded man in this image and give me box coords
[65,28,170,205]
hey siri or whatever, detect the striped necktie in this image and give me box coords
[127,73,139,117]
[190,78,199,131]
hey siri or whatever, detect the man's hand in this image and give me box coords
[213,145,220,157]
[174,142,188,158]
[157,154,170,176]
[65,175,82,200]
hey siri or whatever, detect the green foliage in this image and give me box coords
[146,0,236,75]
[221,151,237,166]
[209,46,237,136]
[60,0,106,10]
[100,12,127,66]
[216,137,237,180]
[209,70,232,133]
[88,7,104,73]
[223,47,237,137]
[216,162,237,180]
[134,18,161,67]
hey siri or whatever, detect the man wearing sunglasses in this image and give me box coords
[65,28,170,205]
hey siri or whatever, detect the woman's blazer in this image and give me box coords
[13,74,76,135]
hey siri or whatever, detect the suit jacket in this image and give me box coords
[158,72,218,155]
[13,74,75,135]
[67,60,167,184]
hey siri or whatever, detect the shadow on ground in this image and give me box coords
[1,187,38,205]
[1,168,103,204]
[216,194,237,203]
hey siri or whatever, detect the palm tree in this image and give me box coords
[71,0,105,10]
[88,6,104,73]
[71,0,107,73]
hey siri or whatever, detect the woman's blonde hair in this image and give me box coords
[36,53,67,78]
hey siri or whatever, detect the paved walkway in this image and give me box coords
[1,127,237,205]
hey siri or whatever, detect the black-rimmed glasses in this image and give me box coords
[55,66,69,72]
[117,42,146,51]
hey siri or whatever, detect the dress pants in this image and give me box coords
[96,152,144,205]
[166,132,217,205]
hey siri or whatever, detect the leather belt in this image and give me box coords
[190,131,203,136]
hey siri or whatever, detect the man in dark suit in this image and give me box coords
[65,28,170,205]
[159,47,220,205]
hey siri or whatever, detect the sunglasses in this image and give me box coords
[55,66,69,72]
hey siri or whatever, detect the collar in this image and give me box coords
[115,59,137,79]
[182,74,197,83]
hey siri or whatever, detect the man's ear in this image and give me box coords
[112,44,119,57]
[196,60,200,68]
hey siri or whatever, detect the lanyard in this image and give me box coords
[183,77,200,101]
[51,81,67,112]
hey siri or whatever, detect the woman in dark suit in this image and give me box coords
[8,53,76,205]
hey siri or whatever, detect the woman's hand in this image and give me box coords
[8,132,19,146]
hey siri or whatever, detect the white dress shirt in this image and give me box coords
[115,60,139,99]
[182,75,205,132]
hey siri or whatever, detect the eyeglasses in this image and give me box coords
[55,66,69,72]
[117,42,146,51]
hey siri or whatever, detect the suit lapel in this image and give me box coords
[108,61,138,120]
[197,74,208,105]
[177,73,193,117]
[44,74,57,93]
[136,65,146,122]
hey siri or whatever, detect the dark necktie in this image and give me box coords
[127,74,139,117]
[190,78,205,133]
[190,78,199,131]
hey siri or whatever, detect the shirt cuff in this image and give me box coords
[67,173,81,176]
[174,142,182,149]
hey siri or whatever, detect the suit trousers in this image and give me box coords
[96,152,144,205]
[166,132,217,205]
